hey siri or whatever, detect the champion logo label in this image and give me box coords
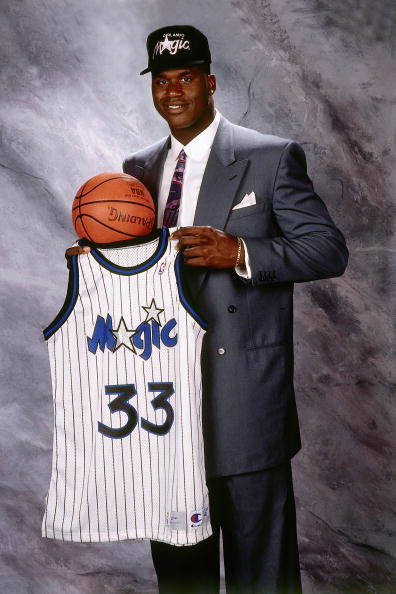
[153,33,191,58]
[190,507,209,527]
[167,508,209,529]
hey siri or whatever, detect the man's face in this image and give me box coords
[151,65,216,141]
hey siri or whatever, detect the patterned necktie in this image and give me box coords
[163,149,186,227]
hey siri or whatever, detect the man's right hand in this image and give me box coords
[65,245,91,267]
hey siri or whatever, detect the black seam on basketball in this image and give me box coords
[78,188,83,234]
[77,176,133,198]
[75,213,143,238]
[77,213,95,242]
[72,199,155,213]
[80,228,162,248]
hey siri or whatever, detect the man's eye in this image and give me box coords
[181,76,192,83]
[156,80,167,85]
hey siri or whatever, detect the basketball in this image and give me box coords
[72,172,155,243]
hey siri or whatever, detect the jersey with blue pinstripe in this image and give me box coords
[42,227,211,545]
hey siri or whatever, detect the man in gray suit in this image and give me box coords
[68,25,348,594]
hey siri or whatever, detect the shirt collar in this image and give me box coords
[169,110,221,162]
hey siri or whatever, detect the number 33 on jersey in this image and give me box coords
[42,228,211,545]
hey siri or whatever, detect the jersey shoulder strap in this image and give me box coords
[43,256,79,340]
[174,252,208,330]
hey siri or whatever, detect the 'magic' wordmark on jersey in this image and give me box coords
[87,299,177,360]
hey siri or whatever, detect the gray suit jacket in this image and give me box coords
[123,116,348,478]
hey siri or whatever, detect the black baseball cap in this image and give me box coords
[140,25,211,75]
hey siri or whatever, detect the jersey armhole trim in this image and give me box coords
[43,256,79,340]
[174,253,208,330]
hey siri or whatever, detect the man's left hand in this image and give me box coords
[171,226,244,269]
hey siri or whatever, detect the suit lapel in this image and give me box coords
[193,117,249,291]
[128,137,169,226]
[129,138,169,199]
[193,156,249,230]
[144,137,170,202]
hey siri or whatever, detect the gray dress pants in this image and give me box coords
[151,461,302,594]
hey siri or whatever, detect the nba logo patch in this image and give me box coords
[158,259,167,275]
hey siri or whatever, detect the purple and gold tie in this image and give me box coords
[163,149,186,228]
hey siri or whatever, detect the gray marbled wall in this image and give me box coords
[1,0,395,592]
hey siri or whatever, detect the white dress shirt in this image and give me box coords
[157,111,251,278]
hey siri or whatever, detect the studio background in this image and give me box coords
[1,1,395,592]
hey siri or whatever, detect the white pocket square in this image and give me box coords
[232,191,256,210]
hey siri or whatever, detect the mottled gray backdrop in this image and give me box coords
[1,0,395,592]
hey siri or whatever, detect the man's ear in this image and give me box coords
[208,74,216,95]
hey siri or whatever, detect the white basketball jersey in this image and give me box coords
[42,227,211,545]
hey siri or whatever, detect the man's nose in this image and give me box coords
[166,81,183,96]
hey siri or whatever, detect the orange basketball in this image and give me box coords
[72,172,155,243]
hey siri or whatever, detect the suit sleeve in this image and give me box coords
[243,141,348,286]
[122,157,133,174]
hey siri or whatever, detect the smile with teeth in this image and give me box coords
[166,104,188,109]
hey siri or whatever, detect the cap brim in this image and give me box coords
[140,59,209,76]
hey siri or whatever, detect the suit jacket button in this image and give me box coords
[228,305,237,313]
[217,347,226,355]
